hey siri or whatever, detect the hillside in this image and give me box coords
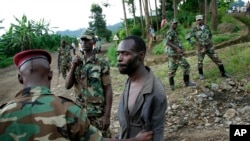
[0,15,250,141]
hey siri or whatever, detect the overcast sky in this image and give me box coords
[0,0,139,35]
[0,0,249,35]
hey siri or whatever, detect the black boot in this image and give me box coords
[218,65,230,78]
[184,75,196,87]
[169,77,175,90]
[198,68,204,80]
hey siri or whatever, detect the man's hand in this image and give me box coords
[101,115,110,130]
[176,48,183,54]
[72,55,82,67]
[134,131,153,141]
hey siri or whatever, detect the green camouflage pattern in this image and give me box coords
[165,28,182,57]
[58,45,73,79]
[88,116,112,138]
[0,86,102,141]
[74,55,110,116]
[165,28,190,77]
[188,24,213,48]
[188,24,223,69]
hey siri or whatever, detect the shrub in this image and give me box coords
[152,41,165,55]
[106,45,117,67]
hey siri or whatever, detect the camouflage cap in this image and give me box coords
[80,29,95,40]
[196,15,203,21]
[171,18,178,24]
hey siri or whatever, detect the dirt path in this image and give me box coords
[0,42,239,140]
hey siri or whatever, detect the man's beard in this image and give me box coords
[117,56,139,75]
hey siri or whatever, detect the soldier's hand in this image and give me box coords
[134,131,153,141]
[177,48,183,54]
[101,115,110,130]
[72,55,81,66]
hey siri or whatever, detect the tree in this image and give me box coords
[127,0,137,27]
[211,0,218,30]
[162,0,166,19]
[122,0,129,36]
[89,4,112,40]
[142,0,150,40]
[155,0,159,31]
[139,0,145,36]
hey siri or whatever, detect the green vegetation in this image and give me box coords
[246,82,250,93]
[152,41,165,55]
[110,42,250,93]
[150,14,243,56]
[0,15,76,69]
[106,45,118,67]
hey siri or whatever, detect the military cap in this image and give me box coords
[171,18,178,24]
[80,29,95,40]
[14,49,52,68]
[196,15,203,21]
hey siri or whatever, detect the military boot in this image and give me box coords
[218,65,230,78]
[198,68,204,80]
[184,75,196,87]
[169,77,175,91]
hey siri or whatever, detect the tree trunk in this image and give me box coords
[205,0,208,24]
[139,0,145,37]
[162,0,166,18]
[211,0,217,30]
[142,0,151,48]
[131,0,136,27]
[122,0,129,36]
[148,0,153,24]
[173,0,177,19]
[155,0,159,31]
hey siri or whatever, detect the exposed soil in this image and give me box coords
[1,42,249,141]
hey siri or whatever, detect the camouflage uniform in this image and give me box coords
[74,54,112,138]
[0,86,102,141]
[58,45,73,79]
[187,20,229,79]
[189,24,223,69]
[165,19,195,90]
[166,28,190,77]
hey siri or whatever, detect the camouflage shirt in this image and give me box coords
[0,86,102,141]
[165,27,182,56]
[74,55,111,116]
[58,45,73,65]
[189,24,213,47]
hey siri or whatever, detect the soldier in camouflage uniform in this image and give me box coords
[186,15,230,80]
[65,29,113,138]
[0,49,153,141]
[58,39,75,79]
[165,19,196,90]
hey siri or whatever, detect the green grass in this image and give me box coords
[0,56,13,68]
[212,33,240,44]
[109,42,250,94]
[106,45,118,67]
[245,82,250,93]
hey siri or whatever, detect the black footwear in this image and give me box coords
[184,75,196,87]
[199,74,204,80]
[198,68,204,80]
[218,65,230,78]
[169,77,175,90]
[222,73,230,78]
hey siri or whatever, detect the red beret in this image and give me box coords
[14,49,52,68]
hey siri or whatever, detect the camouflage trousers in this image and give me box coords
[168,55,190,77]
[60,62,71,79]
[197,47,223,69]
[88,115,112,138]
